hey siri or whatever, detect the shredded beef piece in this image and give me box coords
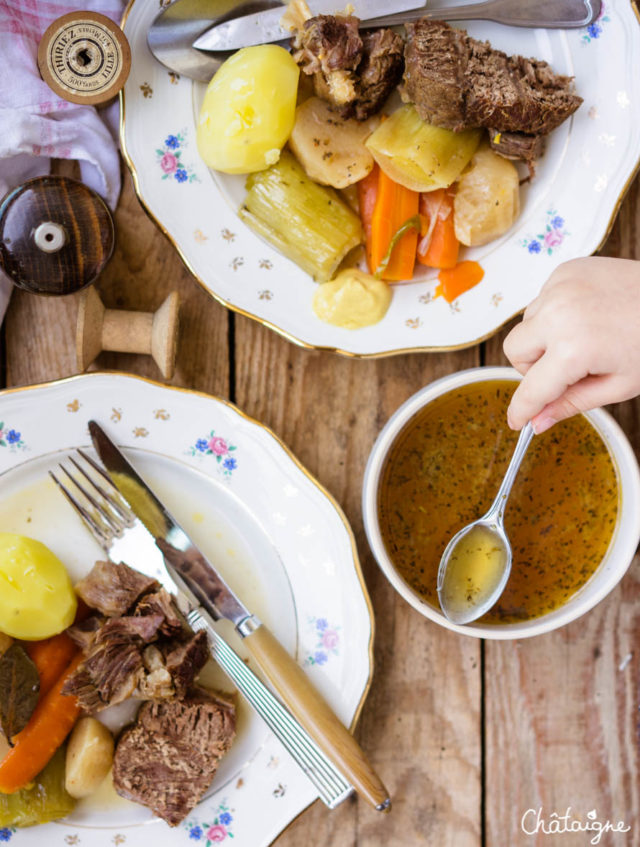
[135,589,185,638]
[112,688,236,826]
[488,128,545,171]
[62,667,103,713]
[403,19,582,161]
[66,615,104,651]
[75,560,159,617]
[342,29,404,120]
[293,14,362,76]
[164,631,209,699]
[98,614,165,644]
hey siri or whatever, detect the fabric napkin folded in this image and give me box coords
[0,0,125,325]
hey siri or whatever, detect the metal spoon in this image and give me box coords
[437,421,534,625]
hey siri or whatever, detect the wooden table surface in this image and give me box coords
[1,160,639,846]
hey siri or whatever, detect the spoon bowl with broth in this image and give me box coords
[362,368,640,639]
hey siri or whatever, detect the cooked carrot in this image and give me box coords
[435,261,485,303]
[24,633,79,701]
[358,163,379,273]
[0,653,82,794]
[417,188,459,269]
[369,168,419,281]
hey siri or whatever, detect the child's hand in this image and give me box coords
[503,257,640,432]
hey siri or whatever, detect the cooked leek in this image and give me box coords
[0,746,76,827]
[240,151,363,281]
[365,105,482,192]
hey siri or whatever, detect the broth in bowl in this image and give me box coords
[377,380,619,624]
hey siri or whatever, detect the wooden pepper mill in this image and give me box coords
[0,174,180,379]
[77,288,180,380]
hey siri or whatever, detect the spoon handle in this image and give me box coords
[485,422,534,525]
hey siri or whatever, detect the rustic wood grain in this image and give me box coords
[482,177,640,846]
[233,317,483,846]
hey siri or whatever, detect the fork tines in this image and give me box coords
[49,450,133,548]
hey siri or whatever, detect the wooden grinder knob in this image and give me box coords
[0,175,114,295]
[77,288,180,379]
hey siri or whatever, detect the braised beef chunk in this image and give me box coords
[61,666,103,713]
[404,19,581,140]
[292,14,404,119]
[75,560,158,617]
[488,128,545,168]
[343,29,404,121]
[135,589,184,638]
[164,631,209,699]
[66,615,104,651]
[113,688,236,826]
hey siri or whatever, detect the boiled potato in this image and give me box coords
[197,45,299,174]
[365,105,481,192]
[454,143,520,246]
[289,97,379,189]
[0,534,76,640]
[65,718,114,800]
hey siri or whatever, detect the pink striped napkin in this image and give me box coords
[0,0,125,322]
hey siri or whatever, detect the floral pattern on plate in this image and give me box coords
[187,430,238,474]
[185,800,234,843]
[0,828,16,842]
[0,423,25,450]
[157,132,199,184]
[521,210,569,255]
[582,1,611,43]
[304,617,340,667]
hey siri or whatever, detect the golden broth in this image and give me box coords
[377,380,619,623]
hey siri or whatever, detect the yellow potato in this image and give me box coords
[197,45,300,174]
[0,534,76,640]
[454,143,520,246]
[65,718,114,799]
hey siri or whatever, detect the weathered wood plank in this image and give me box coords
[3,167,229,397]
[483,176,640,846]
[234,314,483,846]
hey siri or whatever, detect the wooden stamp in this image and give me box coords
[37,11,131,106]
[76,287,180,379]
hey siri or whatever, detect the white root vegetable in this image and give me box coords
[65,717,114,799]
[454,143,520,246]
[289,97,379,189]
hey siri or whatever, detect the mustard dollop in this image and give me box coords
[312,269,391,329]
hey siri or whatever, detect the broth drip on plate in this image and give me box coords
[377,380,619,623]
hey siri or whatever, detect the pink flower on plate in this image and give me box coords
[322,630,339,650]
[544,229,563,249]
[208,436,228,456]
[160,152,178,174]
[207,824,227,842]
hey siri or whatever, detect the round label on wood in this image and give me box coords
[37,11,131,105]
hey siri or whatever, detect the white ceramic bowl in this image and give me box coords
[362,366,640,639]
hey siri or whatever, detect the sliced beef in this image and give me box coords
[292,14,404,119]
[112,688,236,826]
[135,589,184,638]
[164,631,209,699]
[343,29,404,121]
[488,128,545,168]
[404,19,582,140]
[75,560,158,617]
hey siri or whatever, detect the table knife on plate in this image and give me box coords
[88,420,390,812]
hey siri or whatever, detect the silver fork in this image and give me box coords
[50,450,353,809]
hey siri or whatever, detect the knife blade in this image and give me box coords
[88,420,391,812]
[192,0,425,52]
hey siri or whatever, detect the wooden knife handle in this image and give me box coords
[242,623,391,811]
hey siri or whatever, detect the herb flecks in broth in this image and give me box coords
[377,380,619,624]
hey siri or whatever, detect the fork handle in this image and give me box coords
[243,623,391,811]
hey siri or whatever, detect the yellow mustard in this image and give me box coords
[312,268,391,329]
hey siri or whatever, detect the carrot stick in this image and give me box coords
[435,261,485,303]
[23,634,79,701]
[417,188,459,269]
[358,164,379,273]
[0,653,82,794]
[369,168,419,281]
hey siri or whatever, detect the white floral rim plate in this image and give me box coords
[0,373,373,847]
[121,0,640,356]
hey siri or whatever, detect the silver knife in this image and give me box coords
[192,0,424,52]
[88,420,391,812]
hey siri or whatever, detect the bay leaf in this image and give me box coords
[0,644,40,743]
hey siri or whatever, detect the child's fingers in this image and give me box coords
[531,374,637,433]
[506,349,587,430]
